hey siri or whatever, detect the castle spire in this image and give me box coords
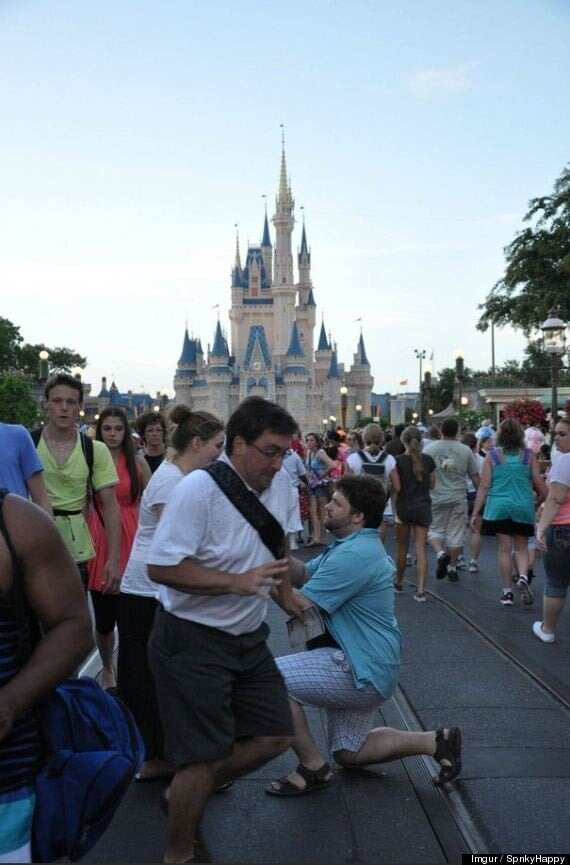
[277,126,293,207]
[234,225,242,270]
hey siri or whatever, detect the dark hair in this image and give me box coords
[441,418,459,438]
[427,424,441,440]
[347,430,364,449]
[167,405,224,453]
[96,407,140,502]
[461,432,477,451]
[497,418,524,452]
[394,423,406,438]
[225,396,297,455]
[305,432,323,449]
[44,373,84,404]
[334,475,386,529]
[137,411,166,440]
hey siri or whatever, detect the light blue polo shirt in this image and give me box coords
[301,528,401,700]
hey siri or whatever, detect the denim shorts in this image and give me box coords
[544,524,570,599]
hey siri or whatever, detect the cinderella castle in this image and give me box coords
[173,141,374,431]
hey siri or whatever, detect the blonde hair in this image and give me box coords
[401,425,424,482]
[363,423,384,456]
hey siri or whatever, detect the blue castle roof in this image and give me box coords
[357,333,370,366]
[306,288,316,306]
[211,320,228,358]
[232,246,271,291]
[262,213,271,247]
[285,321,305,358]
[317,321,330,352]
[178,328,197,366]
[327,349,340,379]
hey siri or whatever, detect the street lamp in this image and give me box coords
[322,418,328,435]
[38,350,50,383]
[541,307,567,422]
[412,412,418,425]
[71,366,82,380]
[414,349,426,420]
[355,403,362,425]
[455,351,465,414]
[329,415,336,431]
[423,367,432,420]
[339,385,348,430]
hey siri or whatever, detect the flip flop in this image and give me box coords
[433,727,462,785]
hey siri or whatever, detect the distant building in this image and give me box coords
[82,377,160,421]
[172,140,374,430]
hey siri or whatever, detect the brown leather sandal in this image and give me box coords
[266,761,336,797]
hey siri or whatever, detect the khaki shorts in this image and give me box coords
[428,500,467,548]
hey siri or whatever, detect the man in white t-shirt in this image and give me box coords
[147,397,304,865]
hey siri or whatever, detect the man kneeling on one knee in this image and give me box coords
[267,474,462,797]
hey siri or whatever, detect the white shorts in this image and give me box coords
[428,500,467,548]
[276,648,383,753]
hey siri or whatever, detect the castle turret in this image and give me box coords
[347,331,374,422]
[173,326,199,405]
[314,320,332,386]
[283,321,310,424]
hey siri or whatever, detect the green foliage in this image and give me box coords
[478,166,570,335]
[0,317,86,377]
[0,373,39,427]
[16,343,87,377]
[428,367,458,413]
[0,317,24,371]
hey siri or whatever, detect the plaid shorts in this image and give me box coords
[275,648,383,753]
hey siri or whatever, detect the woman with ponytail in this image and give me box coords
[393,426,436,601]
[119,405,225,781]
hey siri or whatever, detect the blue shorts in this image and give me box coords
[544,524,570,599]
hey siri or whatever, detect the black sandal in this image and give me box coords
[433,727,462,785]
[266,761,336,797]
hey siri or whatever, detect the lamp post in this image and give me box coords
[412,412,418,425]
[322,418,328,435]
[423,368,432,421]
[38,350,50,383]
[339,385,348,430]
[455,351,465,414]
[414,349,426,420]
[355,403,362,426]
[329,415,336,433]
[541,307,567,423]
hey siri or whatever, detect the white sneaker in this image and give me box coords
[468,559,479,572]
[533,621,555,643]
[456,555,466,570]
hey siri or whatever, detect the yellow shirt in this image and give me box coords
[38,435,118,563]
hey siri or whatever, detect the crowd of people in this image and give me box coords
[0,372,569,864]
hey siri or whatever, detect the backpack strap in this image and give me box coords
[488,447,504,466]
[202,461,285,560]
[519,448,531,466]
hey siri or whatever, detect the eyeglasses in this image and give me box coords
[248,441,289,460]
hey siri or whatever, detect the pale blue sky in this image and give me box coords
[1,0,568,398]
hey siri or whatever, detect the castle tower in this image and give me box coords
[205,320,232,421]
[173,326,198,405]
[347,332,374,421]
[271,136,297,369]
[261,210,273,284]
[283,321,310,423]
[295,218,316,371]
[314,320,332,386]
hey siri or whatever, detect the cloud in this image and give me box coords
[408,63,478,95]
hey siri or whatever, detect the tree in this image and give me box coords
[0,373,39,427]
[0,316,86,377]
[477,166,570,334]
[16,343,87,377]
[0,317,24,371]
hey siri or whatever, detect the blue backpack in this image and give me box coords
[32,677,144,862]
[0,489,144,862]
